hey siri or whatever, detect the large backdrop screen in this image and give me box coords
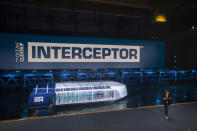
[0,33,165,69]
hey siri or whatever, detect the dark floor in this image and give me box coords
[0,102,197,131]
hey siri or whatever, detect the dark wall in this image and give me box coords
[164,15,197,69]
[0,4,142,39]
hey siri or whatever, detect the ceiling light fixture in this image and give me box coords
[155,14,167,23]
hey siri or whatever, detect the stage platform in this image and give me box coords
[1,102,197,131]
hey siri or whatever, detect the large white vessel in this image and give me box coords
[28,81,128,108]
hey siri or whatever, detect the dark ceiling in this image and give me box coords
[1,0,197,20]
[1,0,197,32]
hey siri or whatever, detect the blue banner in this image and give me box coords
[0,33,165,69]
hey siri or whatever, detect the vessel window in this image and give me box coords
[71,88,75,91]
[65,88,70,91]
[93,91,105,100]
[106,86,110,89]
[80,87,85,90]
[85,87,89,90]
[56,89,60,92]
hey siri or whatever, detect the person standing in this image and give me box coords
[163,90,172,120]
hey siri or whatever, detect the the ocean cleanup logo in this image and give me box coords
[28,42,140,62]
[15,42,24,62]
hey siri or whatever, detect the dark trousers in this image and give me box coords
[164,105,168,116]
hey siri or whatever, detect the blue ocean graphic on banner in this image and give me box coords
[0,33,165,69]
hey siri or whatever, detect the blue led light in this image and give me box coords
[32,70,37,73]
[15,70,20,73]
[146,72,154,74]
[78,73,86,76]
[179,71,186,74]
[106,72,116,75]
[134,72,141,74]
[122,72,129,75]
[59,73,71,77]
[1,74,17,77]
[0,69,196,88]
[155,99,161,105]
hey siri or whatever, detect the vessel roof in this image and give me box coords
[56,81,124,88]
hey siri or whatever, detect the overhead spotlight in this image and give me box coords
[155,14,167,23]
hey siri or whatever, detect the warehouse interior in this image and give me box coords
[0,0,197,131]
